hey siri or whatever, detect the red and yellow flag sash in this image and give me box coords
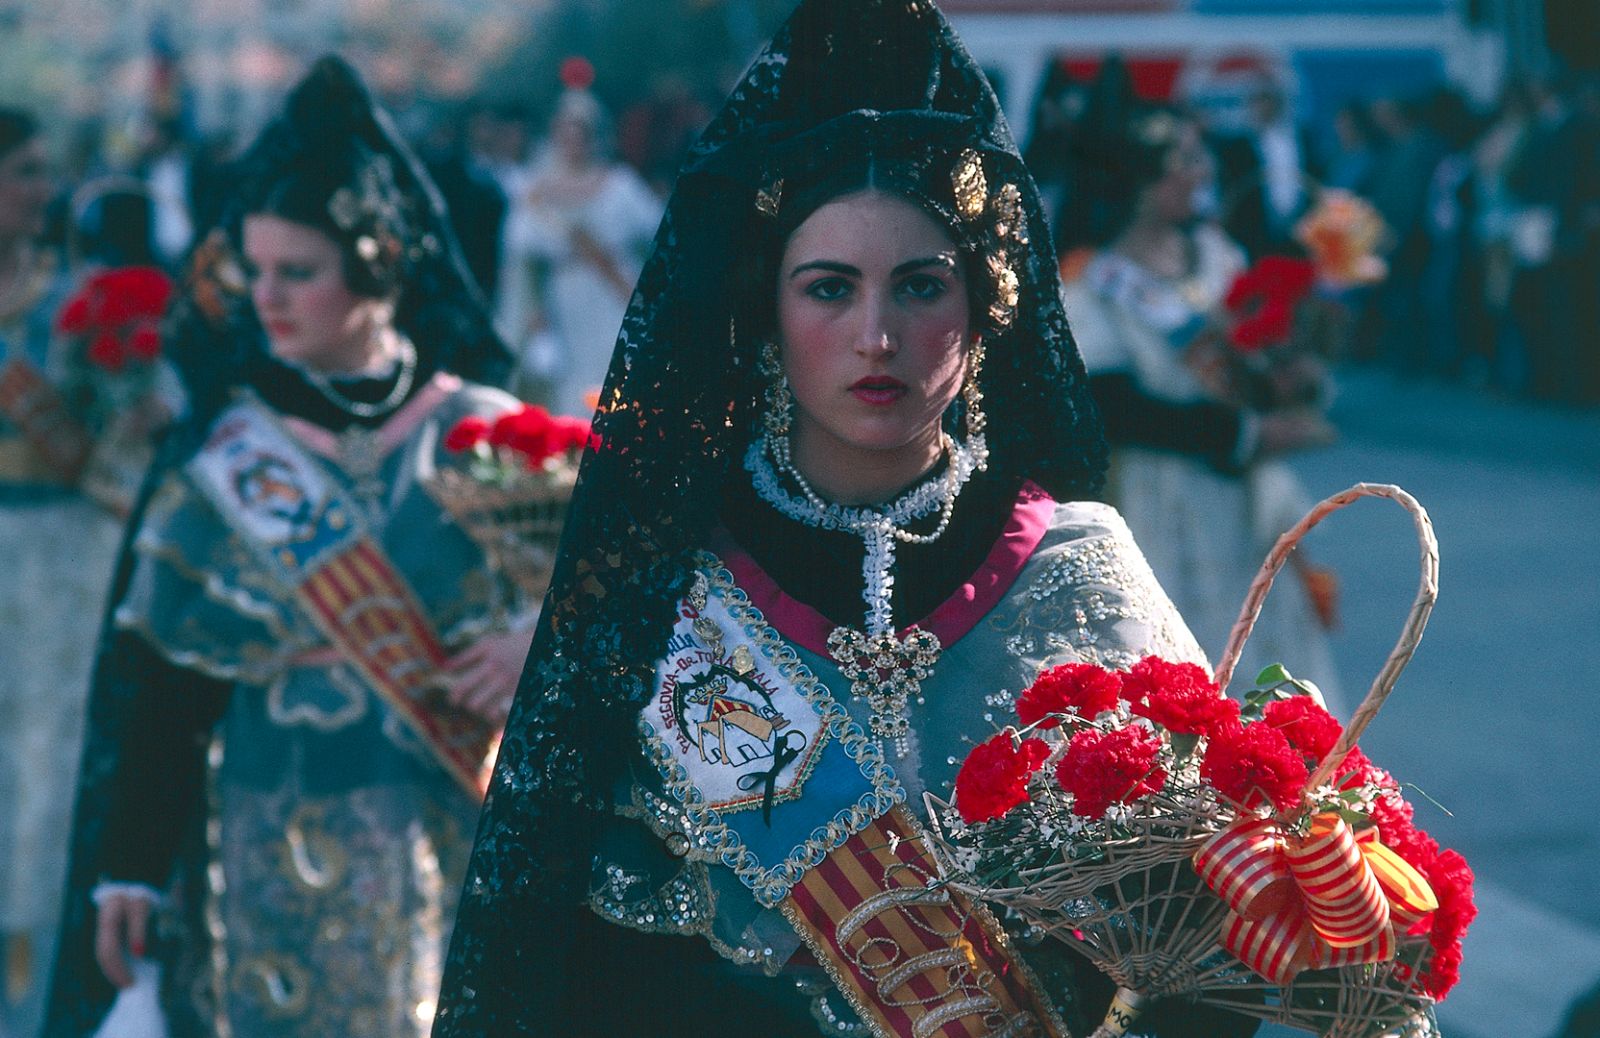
[1194,813,1437,984]
[782,806,1066,1038]
[294,538,496,797]
[0,356,93,482]
[188,400,496,797]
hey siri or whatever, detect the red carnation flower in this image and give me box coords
[1335,746,1383,785]
[82,266,172,327]
[1263,695,1343,764]
[1122,657,1239,737]
[954,733,1050,825]
[548,413,595,454]
[1200,721,1309,813]
[1417,848,1476,999]
[1377,796,1439,881]
[86,331,126,372]
[489,404,556,462]
[1055,725,1167,820]
[55,294,93,335]
[127,323,162,361]
[444,415,492,452]
[1224,256,1317,353]
[1016,662,1122,728]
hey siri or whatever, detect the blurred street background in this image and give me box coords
[3,0,1598,1035]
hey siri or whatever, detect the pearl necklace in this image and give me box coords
[745,429,986,758]
[745,430,981,638]
[300,336,418,420]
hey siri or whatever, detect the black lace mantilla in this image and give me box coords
[168,55,510,452]
[434,2,1107,1033]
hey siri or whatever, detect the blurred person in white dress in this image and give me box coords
[499,64,661,413]
[1061,102,1343,708]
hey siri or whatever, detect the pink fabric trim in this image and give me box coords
[282,371,462,461]
[714,480,1057,657]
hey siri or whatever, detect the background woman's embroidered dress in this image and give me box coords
[50,377,523,1038]
[45,56,517,1038]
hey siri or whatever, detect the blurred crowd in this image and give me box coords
[1030,67,1600,407]
[23,59,1600,411]
[22,62,709,417]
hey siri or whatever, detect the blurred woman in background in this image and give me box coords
[1061,100,1341,703]
[45,57,533,1038]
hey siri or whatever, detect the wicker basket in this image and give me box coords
[1190,483,1443,1038]
[926,484,1445,1038]
[425,464,577,601]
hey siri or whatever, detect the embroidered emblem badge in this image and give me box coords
[640,557,902,907]
[653,573,827,817]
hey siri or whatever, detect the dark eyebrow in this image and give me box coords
[787,254,959,281]
[787,260,859,280]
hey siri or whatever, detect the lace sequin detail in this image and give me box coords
[994,529,1207,670]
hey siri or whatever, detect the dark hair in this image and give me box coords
[73,182,157,266]
[0,107,40,164]
[1063,102,1196,249]
[243,150,408,299]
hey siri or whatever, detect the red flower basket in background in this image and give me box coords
[423,403,592,602]
[53,265,176,515]
[56,266,173,373]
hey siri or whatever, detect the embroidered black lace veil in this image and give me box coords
[43,56,509,1037]
[434,1,1106,1033]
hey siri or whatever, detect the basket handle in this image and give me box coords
[1211,483,1439,792]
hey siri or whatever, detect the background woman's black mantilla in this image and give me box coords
[42,55,510,1038]
[168,54,511,451]
[433,1,1107,1033]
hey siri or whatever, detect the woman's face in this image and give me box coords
[1140,122,1213,226]
[242,213,390,373]
[0,138,53,243]
[776,190,972,479]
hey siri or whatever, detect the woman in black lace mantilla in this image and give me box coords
[435,3,1260,1036]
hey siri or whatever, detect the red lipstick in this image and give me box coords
[850,375,906,405]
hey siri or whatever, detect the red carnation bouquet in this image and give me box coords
[55,265,173,411]
[54,265,177,514]
[1196,189,1389,418]
[1183,254,1334,415]
[443,403,593,476]
[423,404,592,600]
[927,485,1474,1038]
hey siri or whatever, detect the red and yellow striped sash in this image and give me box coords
[0,356,92,481]
[783,807,1065,1038]
[295,538,496,797]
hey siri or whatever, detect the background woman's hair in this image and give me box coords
[1055,59,1195,252]
[163,56,510,453]
[72,179,157,267]
[0,107,40,164]
[238,106,415,299]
